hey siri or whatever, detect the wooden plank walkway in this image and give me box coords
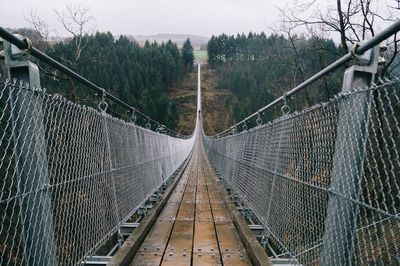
[130,137,251,266]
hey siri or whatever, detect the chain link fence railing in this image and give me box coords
[0,78,194,265]
[203,78,400,265]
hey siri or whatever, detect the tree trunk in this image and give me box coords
[337,0,349,53]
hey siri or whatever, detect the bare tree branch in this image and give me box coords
[337,0,349,51]
[382,33,399,76]
[279,0,400,76]
[54,5,95,66]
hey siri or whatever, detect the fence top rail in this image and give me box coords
[0,26,181,137]
[211,20,400,138]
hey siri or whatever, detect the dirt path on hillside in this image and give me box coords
[168,65,235,136]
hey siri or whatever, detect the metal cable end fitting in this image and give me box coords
[23,37,33,54]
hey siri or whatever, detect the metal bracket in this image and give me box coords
[120,223,140,237]
[260,230,269,249]
[351,42,374,65]
[321,45,380,266]
[345,45,379,91]
[3,36,58,265]
[150,191,161,203]
[4,34,31,62]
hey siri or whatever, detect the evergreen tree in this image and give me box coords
[182,38,194,72]
[207,32,342,122]
[41,32,187,130]
[167,102,179,129]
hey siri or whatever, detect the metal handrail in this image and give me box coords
[213,20,400,138]
[0,26,180,137]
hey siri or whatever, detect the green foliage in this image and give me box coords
[182,38,194,72]
[207,32,343,122]
[168,102,179,129]
[42,32,184,129]
[232,102,248,122]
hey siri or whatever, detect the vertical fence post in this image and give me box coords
[321,45,379,265]
[0,37,6,76]
[4,37,58,265]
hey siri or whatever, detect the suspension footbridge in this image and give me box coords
[1,21,400,266]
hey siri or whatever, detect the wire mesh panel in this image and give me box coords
[203,78,400,265]
[0,79,194,265]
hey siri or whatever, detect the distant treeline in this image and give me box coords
[42,32,194,129]
[207,32,344,122]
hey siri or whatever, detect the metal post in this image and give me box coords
[321,45,379,265]
[0,36,7,76]
[4,36,58,265]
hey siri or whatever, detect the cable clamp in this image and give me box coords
[281,93,290,115]
[351,43,360,59]
[130,109,137,124]
[23,37,33,54]
[145,118,151,129]
[242,122,248,131]
[256,112,262,126]
[98,88,108,113]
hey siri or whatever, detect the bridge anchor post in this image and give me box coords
[3,36,58,265]
[320,44,380,265]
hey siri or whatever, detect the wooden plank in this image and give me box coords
[164,231,193,255]
[130,189,187,264]
[175,202,195,219]
[129,160,194,266]
[136,219,175,253]
[160,253,191,266]
[210,202,226,210]
[212,209,231,223]
[157,203,180,219]
[161,210,194,265]
[192,252,222,265]
[195,208,213,220]
[193,221,219,252]
[181,191,196,202]
[160,153,197,265]
[221,253,251,266]
[108,155,192,266]
[131,251,164,266]
[128,139,268,266]
[214,221,246,254]
[196,202,211,211]
[203,151,273,266]
[202,156,252,266]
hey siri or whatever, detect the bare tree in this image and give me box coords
[26,5,95,62]
[54,5,95,68]
[336,0,348,51]
[25,5,96,98]
[280,0,400,76]
[381,33,400,76]
[25,9,52,51]
[274,17,312,107]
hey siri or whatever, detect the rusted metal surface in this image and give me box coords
[130,139,253,265]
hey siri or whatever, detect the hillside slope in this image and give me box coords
[168,64,236,136]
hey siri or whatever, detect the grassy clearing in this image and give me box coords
[194,50,208,62]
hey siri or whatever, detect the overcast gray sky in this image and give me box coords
[0,0,290,37]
